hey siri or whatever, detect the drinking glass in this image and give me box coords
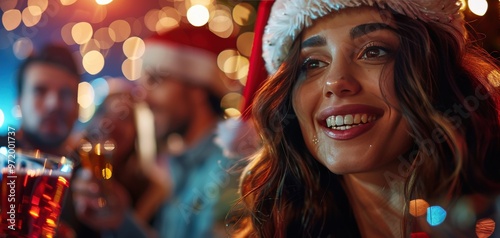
[77,138,114,212]
[0,149,75,238]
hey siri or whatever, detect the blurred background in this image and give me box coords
[0,0,498,136]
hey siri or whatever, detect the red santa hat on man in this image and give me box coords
[142,23,238,98]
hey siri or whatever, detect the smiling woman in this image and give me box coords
[235,0,500,237]
[292,8,411,175]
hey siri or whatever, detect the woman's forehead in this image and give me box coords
[302,7,395,37]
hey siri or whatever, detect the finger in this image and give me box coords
[72,181,100,196]
[75,168,93,180]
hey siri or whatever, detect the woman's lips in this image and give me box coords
[317,104,383,140]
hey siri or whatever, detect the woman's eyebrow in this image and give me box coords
[301,23,396,49]
[350,23,397,39]
[301,35,327,49]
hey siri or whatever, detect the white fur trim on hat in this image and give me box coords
[263,0,464,75]
[143,42,218,86]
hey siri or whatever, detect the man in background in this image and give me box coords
[0,44,100,237]
[0,44,80,156]
[73,24,242,238]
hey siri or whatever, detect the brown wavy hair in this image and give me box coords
[234,9,500,238]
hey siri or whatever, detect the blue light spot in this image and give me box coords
[427,205,447,226]
[90,77,109,105]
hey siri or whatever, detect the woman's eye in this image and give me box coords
[360,47,389,60]
[301,58,328,71]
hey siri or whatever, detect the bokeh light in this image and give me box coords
[223,55,249,80]
[187,5,209,27]
[476,218,495,238]
[427,206,447,226]
[22,6,42,27]
[90,77,109,105]
[28,0,48,14]
[0,0,18,12]
[103,140,115,151]
[80,39,101,56]
[188,0,212,7]
[78,104,96,123]
[94,27,115,49]
[232,3,256,26]
[123,36,145,59]
[157,7,181,33]
[2,9,22,31]
[468,0,488,16]
[60,0,77,6]
[156,17,180,33]
[224,108,241,118]
[72,22,93,45]
[28,0,49,12]
[217,49,239,72]
[122,59,143,81]
[13,37,33,60]
[78,82,95,108]
[83,50,105,75]
[27,6,43,17]
[102,164,113,179]
[96,0,113,5]
[80,139,92,153]
[61,22,76,45]
[409,199,429,217]
[237,32,254,57]
[144,9,161,32]
[221,92,243,109]
[161,6,181,22]
[109,20,131,42]
[209,8,234,38]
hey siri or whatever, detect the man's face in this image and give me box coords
[138,70,194,141]
[19,62,79,148]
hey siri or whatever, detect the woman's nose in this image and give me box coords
[323,58,361,98]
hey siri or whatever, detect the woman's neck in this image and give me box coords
[342,167,406,238]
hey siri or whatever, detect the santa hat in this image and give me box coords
[143,23,238,98]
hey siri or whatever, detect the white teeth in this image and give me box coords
[361,114,368,123]
[354,114,361,124]
[325,113,377,129]
[344,114,353,125]
[335,115,344,126]
[326,116,335,127]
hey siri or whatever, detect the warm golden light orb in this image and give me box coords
[96,0,113,5]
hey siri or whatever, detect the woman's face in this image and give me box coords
[292,7,413,175]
